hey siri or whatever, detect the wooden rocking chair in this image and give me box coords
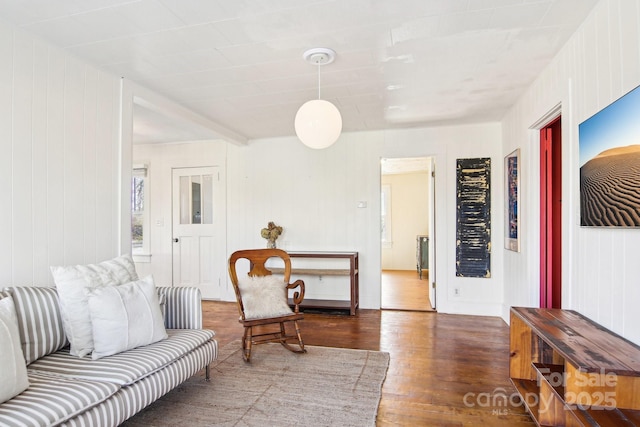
[228,249,306,362]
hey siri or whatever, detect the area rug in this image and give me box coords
[123,340,390,427]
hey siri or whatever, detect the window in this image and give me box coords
[381,184,392,247]
[132,165,150,257]
[178,173,214,225]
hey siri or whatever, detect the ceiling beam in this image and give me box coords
[130,81,248,146]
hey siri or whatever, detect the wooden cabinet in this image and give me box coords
[510,307,640,426]
[273,251,359,315]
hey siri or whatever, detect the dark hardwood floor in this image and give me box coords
[203,297,535,426]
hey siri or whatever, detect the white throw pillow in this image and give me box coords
[86,275,168,360]
[238,275,293,320]
[0,296,30,404]
[50,254,138,357]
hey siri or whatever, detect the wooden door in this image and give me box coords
[540,118,562,309]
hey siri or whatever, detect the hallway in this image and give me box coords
[381,269,434,311]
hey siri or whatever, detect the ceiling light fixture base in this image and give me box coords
[302,47,336,66]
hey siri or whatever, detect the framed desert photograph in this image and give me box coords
[505,149,520,251]
[579,85,640,227]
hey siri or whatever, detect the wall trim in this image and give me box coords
[530,102,562,130]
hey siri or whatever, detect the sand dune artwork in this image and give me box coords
[579,85,640,227]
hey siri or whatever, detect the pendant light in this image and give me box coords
[294,48,342,149]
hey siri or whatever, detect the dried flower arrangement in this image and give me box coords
[261,221,283,248]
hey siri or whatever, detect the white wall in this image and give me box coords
[381,172,430,271]
[226,131,384,308]
[219,123,504,314]
[501,0,640,344]
[382,123,504,315]
[0,19,122,287]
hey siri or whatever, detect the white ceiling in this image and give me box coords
[0,0,598,144]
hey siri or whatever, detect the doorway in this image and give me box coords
[540,117,562,309]
[380,157,435,311]
[171,166,225,299]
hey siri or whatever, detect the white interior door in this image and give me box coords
[429,158,437,310]
[171,167,223,299]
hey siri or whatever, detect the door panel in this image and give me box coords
[540,118,562,309]
[199,236,214,284]
[172,167,223,299]
[429,158,436,310]
[540,128,551,308]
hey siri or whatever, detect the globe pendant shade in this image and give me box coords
[294,99,342,149]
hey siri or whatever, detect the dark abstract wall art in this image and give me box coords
[456,157,491,278]
[505,149,520,252]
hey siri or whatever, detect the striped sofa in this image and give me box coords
[0,286,218,427]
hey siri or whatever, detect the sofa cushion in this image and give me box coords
[87,275,167,360]
[28,329,215,386]
[3,286,68,365]
[112,338,218,421]
[57,338,219,427]
[0,371,118,427]
[50,254,138,357]
[0,296,30,404]
[157,287,202,329]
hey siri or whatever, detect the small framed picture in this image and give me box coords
[505,149,520,252]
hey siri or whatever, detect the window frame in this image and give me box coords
[132,164,151,262]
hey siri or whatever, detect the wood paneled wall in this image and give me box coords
[0,21,121,287]
[502,0,640,344]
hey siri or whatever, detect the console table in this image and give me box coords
[272,251,359,315]
[510,306,640,426]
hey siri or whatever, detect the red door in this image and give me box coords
[540,118,562,309]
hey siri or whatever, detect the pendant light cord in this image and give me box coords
[317,64,321,100]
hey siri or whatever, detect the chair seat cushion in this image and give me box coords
[28,329,214,386]
[238,275,293,320]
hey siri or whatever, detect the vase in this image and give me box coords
[267,239,277,249]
